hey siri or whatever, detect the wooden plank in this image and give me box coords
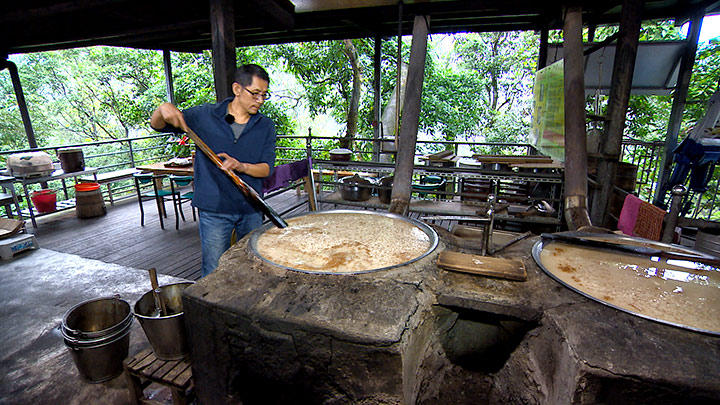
[125,348,153,369]
[164,360,192,384]
[152,357,183,380]
[471,155,553,164]
[132,351,159,372]
[140,356,169,378]
[437,250,527,281]
[173,365,193,387]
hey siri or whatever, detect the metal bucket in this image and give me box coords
[61,296,133,383]
[134,282,194,360]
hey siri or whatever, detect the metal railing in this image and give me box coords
[3,130,718,222]
[0,134,173,208]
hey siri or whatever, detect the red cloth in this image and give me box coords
[617,194,642,236]
[617,194,666,240]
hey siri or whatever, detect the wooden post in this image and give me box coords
[537,27,549,71]
[163,49,176,105]
[590,0,642,226]
[372,35,382,162]
[3,60,37,148]
[395,1,403,143]
[652,12,704,207]
[210,0,236,102]
[389,15,429,216]
[562,6,592,230]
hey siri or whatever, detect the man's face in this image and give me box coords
[234,76,269,115]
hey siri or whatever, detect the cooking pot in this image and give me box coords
[329,148,352,162]
[479,162,509,171]
[7,152,54,178]
[378,175,393,204]
[340,174,374,201]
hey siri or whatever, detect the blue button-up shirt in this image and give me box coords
[183,97,277,214]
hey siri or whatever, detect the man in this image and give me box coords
[150,64,276,277]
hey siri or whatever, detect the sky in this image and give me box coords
[682,14,720,43]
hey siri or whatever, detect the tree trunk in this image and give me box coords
[341,39,361,150]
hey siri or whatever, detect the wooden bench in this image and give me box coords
[80,168,138,205]
[123,348,194,405]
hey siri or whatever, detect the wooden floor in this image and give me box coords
[28,190,315,281]
[26,187,468,281]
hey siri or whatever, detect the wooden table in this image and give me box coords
[135,162,194,216]
[11,167,99,228]
[136,161,193,177]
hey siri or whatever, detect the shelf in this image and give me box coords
[314,160,563,183]
[318,192,561,225]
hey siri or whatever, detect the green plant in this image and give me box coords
[166,135,194,157]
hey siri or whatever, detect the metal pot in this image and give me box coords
[329,148,352,162]
[479,162,509,171]
[340,174,374,201]
[378,175,393,204]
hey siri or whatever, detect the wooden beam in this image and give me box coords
[210,0,236,102]
[162,49,176,105]
[537,27,548,71]
[653,12,704,207]
[389,15,429,216]
[590,0,642,226]
[562,6,591,230]
[251,0,294,30]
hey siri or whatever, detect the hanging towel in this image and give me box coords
[617,194,642,237]
[262,158,311,194]
[617,194,666,241]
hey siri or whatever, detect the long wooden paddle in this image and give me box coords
[184,127,288,228]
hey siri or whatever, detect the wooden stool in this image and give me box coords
[123,348,194,405]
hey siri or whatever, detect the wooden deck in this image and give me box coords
[28,190,315,281]
[26,188,471,281]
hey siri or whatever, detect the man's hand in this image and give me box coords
[216,153,269,178]
[217,153,248,173]
[151,103,189,132]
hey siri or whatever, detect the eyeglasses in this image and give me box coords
[244,87,271,101]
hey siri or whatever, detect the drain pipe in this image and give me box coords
[562,6,592,230]
[1,57,38,149]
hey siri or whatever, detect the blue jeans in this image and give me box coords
[198,209,263,277]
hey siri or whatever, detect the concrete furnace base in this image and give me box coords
[183,229,720,404]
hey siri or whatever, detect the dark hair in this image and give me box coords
[234,64,270,87]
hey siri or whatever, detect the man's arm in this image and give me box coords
[151,102,188,132]
[216,154,270,178]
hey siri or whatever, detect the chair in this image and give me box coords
[169,175,195,230]
[133,173,175,230]
[0,176,22,219]
[617,194,667,241]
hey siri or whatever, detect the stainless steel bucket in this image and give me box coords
[134,282,194,360]
[61,296,133,383]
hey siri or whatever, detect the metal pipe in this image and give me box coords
[2,59,37,148]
